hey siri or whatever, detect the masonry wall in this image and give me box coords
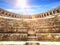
[0,7,60,41]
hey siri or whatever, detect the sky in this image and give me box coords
[0,0,60,15]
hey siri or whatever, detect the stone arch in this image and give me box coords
[50,11,53,15]
[56,9,60,13]
[47,12,50,16]
[9,14,12,17]
[15,14,18,18]
[4,12,6,15]
[36,14,41,18]
[1,10,4,14]
[39,15,42,18]
[7,12,10,16]
[8,13,11,16]
[5,12,8,15]
[39,14,42,18]
[53,9,58,14]
[44,13,46,17]
[12,14,14,17]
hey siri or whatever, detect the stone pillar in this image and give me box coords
[51,11,53,15]
[42,14,44,17]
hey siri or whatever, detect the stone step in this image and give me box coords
[0,33,27,41]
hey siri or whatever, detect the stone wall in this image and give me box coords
[0,7,60,19]
[0,7,60,41]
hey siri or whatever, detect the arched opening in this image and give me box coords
[47,12,49,16]
[50,12,52,15]
[1,11,4,14]
[56,9,60,13]
[44,13,46,17]
[8,13,11,16]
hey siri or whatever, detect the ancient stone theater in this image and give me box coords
[0,7,60,41]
